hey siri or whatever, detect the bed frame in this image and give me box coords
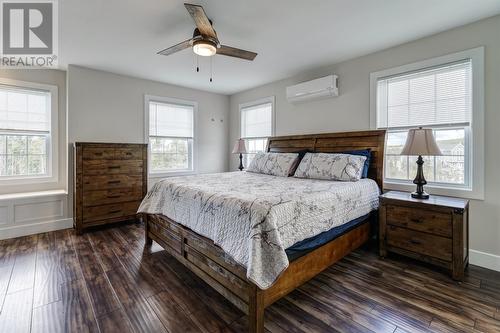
[143,130,386,333]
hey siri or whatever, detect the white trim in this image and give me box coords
[0,218,72,240]
[0,78,59,187]
[470,249,500,272]
[144,94,198,178]
[0,190,69,239]
[239,96,276,138]
[238,96,276,169]
[369,47,484,200]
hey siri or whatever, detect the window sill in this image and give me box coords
[0,175,58,186]
[0,189,67,201]
[383,181,483,200]
[149,170,197,178]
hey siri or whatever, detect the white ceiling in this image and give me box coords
[60,0,500,95]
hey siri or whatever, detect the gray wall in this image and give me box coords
[67,65,229,173]
[229,15,500,260]
[0,69,67,195]
[67,65,230,214]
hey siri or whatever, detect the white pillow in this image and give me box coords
[246,152,299,177]
[293,153,366,181]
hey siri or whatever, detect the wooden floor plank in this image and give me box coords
[96,309,135,333]
[31,301,64,333]
[285,289,379,333]
[0,264,13,313]
[106,267,168,333]
[148,291,209,333]
[84,273,121,318]
[6,235,38,295]
[294,284,396,333]
[1,223,499,333]
[0,288,34,333]
[33,232,62,308]
[59,278,99,332]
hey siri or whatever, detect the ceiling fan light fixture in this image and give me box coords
[193,40,216,57]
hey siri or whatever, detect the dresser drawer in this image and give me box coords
[83,174,143,191]
[386,225,452,261]
[82,147,115,160]
[82,201,141,223]
[83,188,144,207]
[115,148,143,160]
[83,160,143,175]
[386,205,452,237]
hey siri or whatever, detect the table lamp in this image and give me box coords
[232,138,247,171]
[401,127,442,199]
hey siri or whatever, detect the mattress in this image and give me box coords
[138,171,379,289]
[285,212,373,261]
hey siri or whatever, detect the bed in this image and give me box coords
[139,130,386,333]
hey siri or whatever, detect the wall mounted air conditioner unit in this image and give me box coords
[286,75,339,103]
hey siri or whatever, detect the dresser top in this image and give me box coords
[380,191,469,209]
[74,142,147,147]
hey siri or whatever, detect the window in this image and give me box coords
[0,81,57,181]
[145,96,196,175]
[239,97,275,166]
[370,47,484,199]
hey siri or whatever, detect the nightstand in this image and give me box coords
[379,191,469,280]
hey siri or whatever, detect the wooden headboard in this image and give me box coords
[266,130,387,189]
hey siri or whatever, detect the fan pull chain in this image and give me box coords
[210,56,213,82]
[196,55,199,72]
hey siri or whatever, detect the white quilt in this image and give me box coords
[138,171,379,289]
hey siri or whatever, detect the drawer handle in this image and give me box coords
[109,210,121,214]
[107,195,121,199]
[108,180,121,184]
[410,239,422,245]
[410,218,423,224]
[94,152,103,156]
[108,166,121,169]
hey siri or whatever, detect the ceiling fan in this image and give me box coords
[157,3,257,61]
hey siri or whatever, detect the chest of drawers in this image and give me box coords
[73,142,148,234]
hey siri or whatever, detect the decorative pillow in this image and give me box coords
[341,149,371,178]
[293,153,367,181]
[247,152,300,177]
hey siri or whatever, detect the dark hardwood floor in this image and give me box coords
[1,222,499,333]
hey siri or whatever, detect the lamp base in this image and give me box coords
[412,155,429,200]
[238,153,244,171]
[411,191,429,200]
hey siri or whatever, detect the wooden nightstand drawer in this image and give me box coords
[386,225,452,261]
[379,191,469,280]
[386,205,452,237]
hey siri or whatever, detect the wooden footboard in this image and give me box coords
[144,212,373,333]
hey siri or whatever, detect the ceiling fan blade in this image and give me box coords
[217,45,257,61]
[184,3,217,39]
[157,39,193,56]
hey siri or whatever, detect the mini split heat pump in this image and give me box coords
[286,75,339,103]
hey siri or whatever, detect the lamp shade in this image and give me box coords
[232,139,247,154]
[401,128,442,156]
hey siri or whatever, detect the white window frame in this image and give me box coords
[144,94,198,177]
[0,78,58,186]
[239,96,276,166]
[370,47,484,200]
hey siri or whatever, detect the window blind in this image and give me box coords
[376,60,471,129]
[241,102,272,138]
[0,85,50,132]
[149,101,193,138]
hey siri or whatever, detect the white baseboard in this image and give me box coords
[0,218,73,240]
[470,249,500,272]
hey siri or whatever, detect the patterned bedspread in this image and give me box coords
[138,172,379,289]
